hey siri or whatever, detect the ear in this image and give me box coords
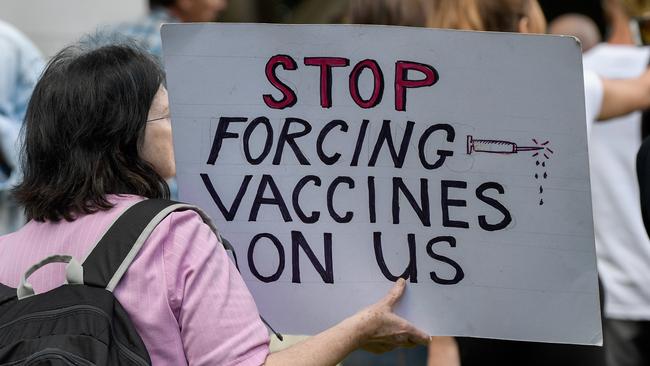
[518,16,530,33]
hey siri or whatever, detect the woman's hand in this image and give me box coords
[264,278,430,366]
[350,278,431,353]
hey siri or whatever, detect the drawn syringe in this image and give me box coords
[466,135,544,155]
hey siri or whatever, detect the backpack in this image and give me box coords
[0,199,226,365]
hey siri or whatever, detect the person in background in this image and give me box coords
[110,0,228,59]
[426,0,650,131]
[0,19,43,235]
[344,1,650,364]
[549,13,602,52]
[634,119,650,366]
[344,0,426,27]
[582,2,650,365]
[476,0,546,33]
[425,0,650,364]
[423,0,483,30]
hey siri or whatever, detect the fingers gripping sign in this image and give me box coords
[355,279,430,354]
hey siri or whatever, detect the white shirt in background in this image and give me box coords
[583,69,603,136]
[583,43,650,320]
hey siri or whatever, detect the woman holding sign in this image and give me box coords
[0,39,429,365]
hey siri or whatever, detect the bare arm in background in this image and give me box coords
[427,337,461,366]
[599,68,650,121]
[264,278,431,366]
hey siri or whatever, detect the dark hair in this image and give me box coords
[14,38,170,222]
[345,0,426,27]
[149,0,176,9]
[476,0,531,32]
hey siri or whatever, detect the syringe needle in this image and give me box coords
[516,146,545,152]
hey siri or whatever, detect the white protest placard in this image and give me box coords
[162,24,601,345]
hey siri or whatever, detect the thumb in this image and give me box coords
[383,278,406,309]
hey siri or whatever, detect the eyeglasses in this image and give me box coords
[146,115,170,123]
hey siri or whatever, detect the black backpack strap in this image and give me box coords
[82,199,222,291]
[82,198,280,339]
[0,283,16,305]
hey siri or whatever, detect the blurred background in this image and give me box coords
[0,0,608,58]
[0,0,147,57]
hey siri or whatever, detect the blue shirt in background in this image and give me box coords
[108,7,179,59]
[0,20,43,233]
[0,20,43,187]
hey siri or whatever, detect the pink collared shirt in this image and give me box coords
[0,195,270,365]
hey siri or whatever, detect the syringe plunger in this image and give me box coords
[467,135,516,154]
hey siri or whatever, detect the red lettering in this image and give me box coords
[263,55,439,111]
[263,55,298,109]
[304,57,350,108]
[394,61,438,111]
[349,59,384,109]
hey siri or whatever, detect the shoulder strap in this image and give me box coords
[82,199,221,291]
[82,198,279,339]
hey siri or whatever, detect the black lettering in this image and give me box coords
[368,176,376,224]
[418,124,455,169]
[441,180,469,228]
[207,117,247,165]
[317,120,348,165]
[273,117,312,165]
[350,119,370,166]
[249,175,292,222]
[327,176,355,223]
[243,117,273,165]
[201,173,251,221]
[392,177,431,226]
[368,120,415,168]
[248,233,285,283]
[291,231,334,284]
[373,232,418,282]
[292,175,321,224]
[426,236,464,285]
[476,182,512,231]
